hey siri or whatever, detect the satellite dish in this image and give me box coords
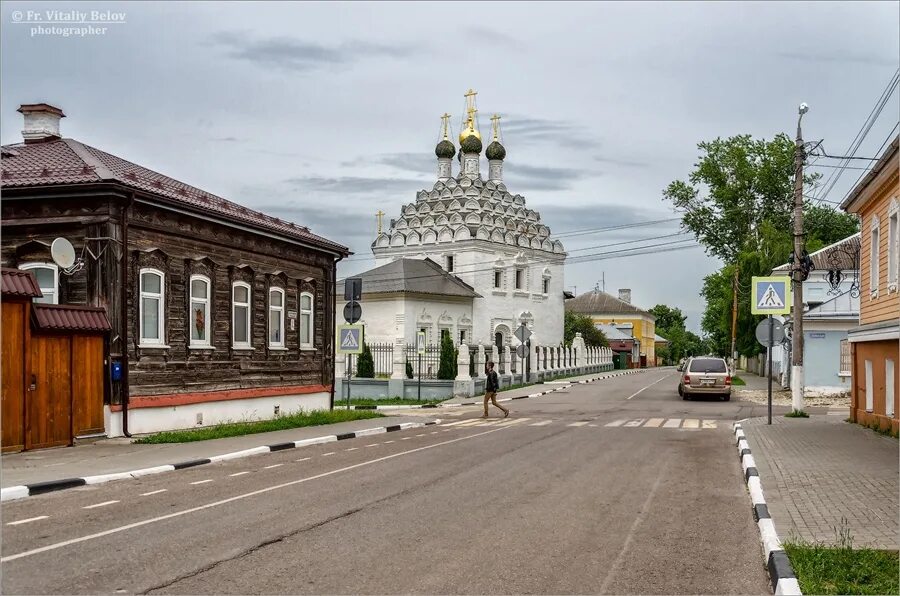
[51,238,76,269]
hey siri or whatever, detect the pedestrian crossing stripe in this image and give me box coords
[441,418,718,429]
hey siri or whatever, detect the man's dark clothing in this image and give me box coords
[486,369,499,392]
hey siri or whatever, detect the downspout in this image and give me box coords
[120,193,133,437]
[328,255,343,410]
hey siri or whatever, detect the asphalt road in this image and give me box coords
[2,370,773,595]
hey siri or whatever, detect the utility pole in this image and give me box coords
[791,102,809,413]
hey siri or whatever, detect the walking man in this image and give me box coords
[483,361,509,418]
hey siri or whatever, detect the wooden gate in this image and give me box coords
[27,335,73,449]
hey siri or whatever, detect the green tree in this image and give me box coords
[804,202,859,249]
[649,304,687,334]
[437,332,458,380]
[356,344,375,378]
[564,311,609,347]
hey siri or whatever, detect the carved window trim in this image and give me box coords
[888,198,898,293]
[299,291,314,349]
[189,274,212,348]
[870,215,880,299]
[269,287,286,349]
[232,281,252,349]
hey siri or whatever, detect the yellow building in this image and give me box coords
[565,289,656,367]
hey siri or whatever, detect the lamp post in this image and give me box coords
[790,103,809,413]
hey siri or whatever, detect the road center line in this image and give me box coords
[0,424,510,563]
[6,516,48,526]
[140,489,169,496]
[83,500,119,509]
[263,464,283,469]
[190,480,213,485]
[625,374,673,400]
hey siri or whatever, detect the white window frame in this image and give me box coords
[888,199,898,293]
[19,262,59,304]
[232,281,252,349]
[865,359,874,412]
[299,291,314,349]
[886,359,895,417]
[268,287,286,349]
[870,215,880,298]
[139,268,166,347]
[189,274,211,348]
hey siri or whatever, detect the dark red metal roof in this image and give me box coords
[1,268,44,298]
[31,303,111,333]
[1,138,350,255]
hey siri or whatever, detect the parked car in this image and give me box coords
[678,357,732,401]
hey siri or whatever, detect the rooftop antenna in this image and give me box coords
[50,237,85,275]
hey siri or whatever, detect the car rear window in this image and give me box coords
[689,358,727,373]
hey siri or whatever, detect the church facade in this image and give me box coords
[365,92,567,349]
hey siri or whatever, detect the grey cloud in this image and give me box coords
[504,163,587,191]
[462,26,523,49]
[344,152,436,175]
[210,31,415,72]
[594,156,650,168]
[535,203,679,237]
[776,50,897,67]
[284,175,425,194]
[499,115,601,150]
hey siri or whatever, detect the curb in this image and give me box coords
[1,420,440,503]
[732,422,802,596]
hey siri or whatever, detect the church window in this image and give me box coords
[543,278,550,294]
[459,329,467,344]
[446,255,454,272]
[494,270,502,289]
[515,269,524,290]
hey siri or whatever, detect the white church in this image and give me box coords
[346,90,567,351]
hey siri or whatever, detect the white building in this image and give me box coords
[359,92,567,349]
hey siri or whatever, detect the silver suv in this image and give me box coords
[678,357,732,401]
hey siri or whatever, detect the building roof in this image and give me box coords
[565,290,653,318]
[31,303,111,332]
[339,258,480,298]
[654,333,669,343]
[841,136,899,212]
[1,138,349,255]
[804,290,859,321]
[597,324,634,342]
[0,268,43,298]
[772,233,860,273]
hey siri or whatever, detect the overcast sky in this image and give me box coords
[3,1,898,332]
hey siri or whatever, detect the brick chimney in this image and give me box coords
[18,103,65,143]
[618,288,631,304]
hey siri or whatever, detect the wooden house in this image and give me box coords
[1,103,350,441]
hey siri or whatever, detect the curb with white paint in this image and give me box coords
[732,422,802,596]
[1,420,440,503]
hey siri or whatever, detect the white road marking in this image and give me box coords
[141,489,169,496]
[605,419,627,427]
[625,374,672,400]
[415,434,426,437]
[365,444,379,447]
[682,419,700,429]
[663,419,682,428]
[529,420,553,426]
[400,437,412,440]
[7,516,48,526]
[568,421,590,427]
[624,419,646,427]
[384,440,395,444]
[294,457,310,463]
[264,464,284,469]
[643,418,665,428]
[0,424,513,563]
[702,419,718,429]
[83,500,119,509]
[322,453,335,457]
[189,480,213,486]
[228,472,250,478]
[588,424,598,427]
[430,431,439,434]
[343,448,358,452]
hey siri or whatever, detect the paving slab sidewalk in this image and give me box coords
[743,415,899,549]
[0,414,434,489]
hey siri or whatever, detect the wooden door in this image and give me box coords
[1,303,26,452]
[27,335,72,450]
[72,335,105,436]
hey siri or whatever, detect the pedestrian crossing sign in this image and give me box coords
[337,324,364,354]
[751,276,791,315]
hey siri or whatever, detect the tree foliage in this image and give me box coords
[356,343,375,378]
[437,332,458,380]
[564,311,609,347]
[649,304,707,364]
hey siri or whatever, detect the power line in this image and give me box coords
[838,121,900,206]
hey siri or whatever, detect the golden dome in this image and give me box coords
[458,126,481,143]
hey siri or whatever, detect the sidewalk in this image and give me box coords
[743,415,898,549]
[1,414,435,489]
[736,369,851,411]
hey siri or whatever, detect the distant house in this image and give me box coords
[565,288,656,367]
[1,103,350,442]
[770,234,861,392]
[840,136,898,433]
[596,324,639,365]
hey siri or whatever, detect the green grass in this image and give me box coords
[784,524,899,595]
[730,376,747,386]
[337,397,446,407]
[133,410,384,444]
[785,409,810,418]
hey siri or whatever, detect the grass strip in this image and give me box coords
[784,541,899,595]
[133,410,384,444]
[731,376,747,386]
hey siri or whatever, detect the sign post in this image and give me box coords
[755,317,785,425]
[337,323,364,409]
[514,323,532,384]
[417,331,426,402]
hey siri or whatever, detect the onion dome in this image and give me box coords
[460,133,483,154]
[485,140,506,160]
[435,139,456,159]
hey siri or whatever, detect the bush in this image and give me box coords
[356,344,374,378]
[437,333,458,380]
[406,361,414,379]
